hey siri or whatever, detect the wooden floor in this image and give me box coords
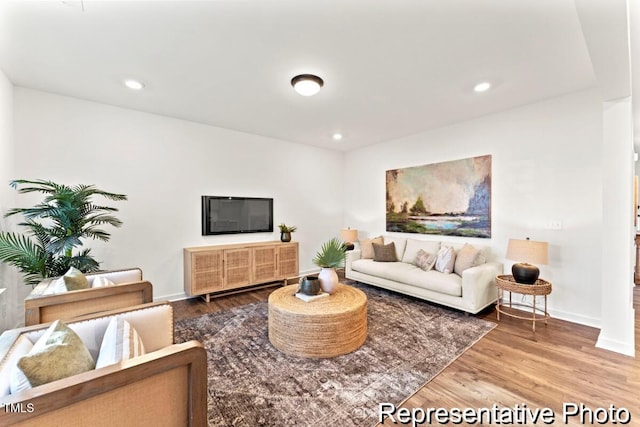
[172,283,640,427]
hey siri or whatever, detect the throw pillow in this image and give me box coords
[414,249,437,271]
[453,243,483,275]
[92,276,116,288]
[435,245,456,274]
[2,335,34,396]
[96,317,146,369]
[62,267,90,291]
[16,320,95,388]
[360,236,383,259]
[41,277,68,295]
[372,242,397,262]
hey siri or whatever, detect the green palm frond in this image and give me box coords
[1,179,127,285]
[313,237,346,268]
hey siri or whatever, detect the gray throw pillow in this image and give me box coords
[414,249,437,271]
[372,242,397,262]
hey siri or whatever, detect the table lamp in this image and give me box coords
[506,238,548,284]
[340,228,358,251]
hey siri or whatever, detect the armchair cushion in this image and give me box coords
[92,276,115,287]
[0,335,33,396]
[16,320,95,389]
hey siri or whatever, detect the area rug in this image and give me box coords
[174,283,495,427]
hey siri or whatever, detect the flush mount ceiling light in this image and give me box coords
[332,133,343,141]
[473,81,492,93]
[124,79,145,90]
[291,74,324,96]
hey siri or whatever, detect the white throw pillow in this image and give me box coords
[92,276,116,288]
[435,245,456,274]
[2,335,34,396]
[41,277,68,295]
[96,317,146,369]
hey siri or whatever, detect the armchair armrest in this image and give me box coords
[25,280,153,326]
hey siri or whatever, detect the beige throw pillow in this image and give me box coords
[453,243,483,275]
[360,236,383,259]
[414,249,437,271]
[435,245,456,274]
[62,267,90,291]
[372,242,397,262]
[96,318,146,369]
[16,320,95,388]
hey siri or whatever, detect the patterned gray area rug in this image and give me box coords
[174,283,495,427]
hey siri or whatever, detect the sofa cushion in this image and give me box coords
[453,243,484,275]
[414,249,437,271]
[1,335,34,396]
[383,236,407,261]
[351,259,462,296]
[16,320,95,388]
[96,318,146,369]
[359,236,383,259]
[373,242,397,262]
[435,245,456,274]
[92,276,116,288]
[62,267,90,291]
[401,238,441,263]
[41,277,68,295]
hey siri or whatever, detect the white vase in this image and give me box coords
[318,267,339,294]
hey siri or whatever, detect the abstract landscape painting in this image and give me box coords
[386,155,491,238]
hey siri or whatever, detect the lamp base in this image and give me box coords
[343,242,355,251]
[512,263,539,284]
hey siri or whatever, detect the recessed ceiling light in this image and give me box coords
[332,133,343,141]
[291,74,324,96]
[124,79,145,90]
[473,81,491,93]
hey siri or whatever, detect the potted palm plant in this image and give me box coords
[278,223,297,242]
[312,237,346,294]
[0,179,127,286]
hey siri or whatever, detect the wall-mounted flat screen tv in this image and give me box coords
[201,196,273,235]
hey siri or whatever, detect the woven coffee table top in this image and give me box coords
[268,283,367,315]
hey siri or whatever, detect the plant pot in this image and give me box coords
[280,232,291,242]
[298,275,321,295]
[318,267,339,294]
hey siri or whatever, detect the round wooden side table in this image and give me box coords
[268,283,368,358]
[495,274,552,332]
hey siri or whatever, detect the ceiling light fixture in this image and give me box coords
[124,79,145,90]
[291,74,324,96]
[332,133,343,141]
[473,81,491,93]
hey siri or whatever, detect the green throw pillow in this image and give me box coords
[17,320,95,387]
[62,267,90,291]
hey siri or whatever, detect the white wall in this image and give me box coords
[344,89,604,326]
[13,88,344,302]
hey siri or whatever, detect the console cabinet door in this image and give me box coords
[252,246,278,284]
[189,250,224,294]
[224,248,251,289]
[278,243,299,278]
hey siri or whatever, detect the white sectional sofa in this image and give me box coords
[345,235,502,314]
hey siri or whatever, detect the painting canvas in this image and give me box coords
[386,155,491,238]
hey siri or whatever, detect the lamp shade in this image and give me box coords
[340,228,358,243]
[506,239,549,265]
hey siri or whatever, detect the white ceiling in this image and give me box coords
[0,0,627,152]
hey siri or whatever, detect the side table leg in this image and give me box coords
[545,295,548,326]
[532,295,537,333]
[496,289,501,321]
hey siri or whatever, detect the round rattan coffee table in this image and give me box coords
[268,283,367,358]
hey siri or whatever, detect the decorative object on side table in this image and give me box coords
[297,275,321,296]
[340,228,358,251]
[495,274,552,332]
[278,223,297,242]
[0,179,127,286]
[506,237,548,284]
[313,237,346,294]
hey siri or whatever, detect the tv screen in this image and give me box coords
[201,196,273,235]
